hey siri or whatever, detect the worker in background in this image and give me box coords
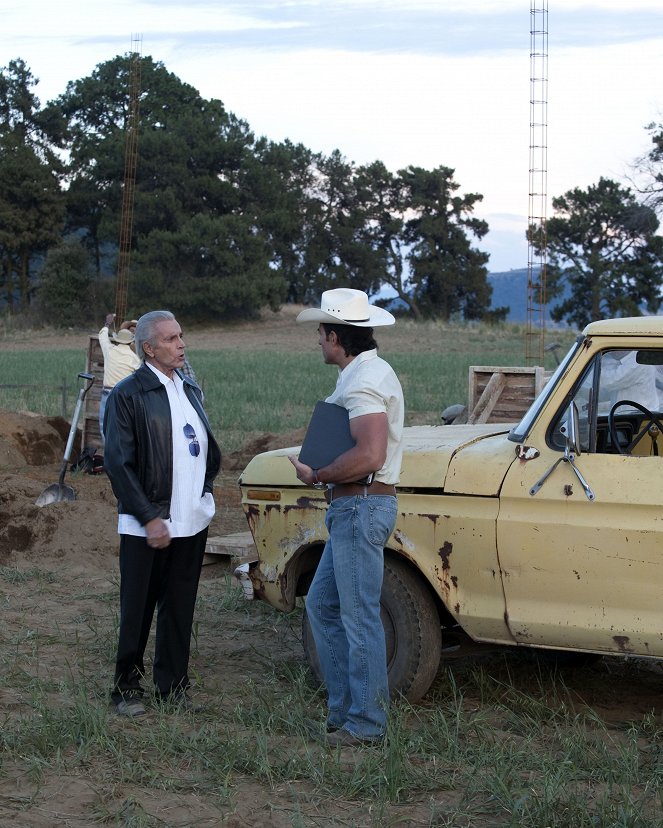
[99,313,141,443]
[120,319,139,336]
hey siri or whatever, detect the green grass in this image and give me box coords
[12,321,658,825]
[0,321,575,452]
[0,351,87,419]
[1,569,662,825]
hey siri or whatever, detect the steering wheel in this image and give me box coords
[608,400,663,456]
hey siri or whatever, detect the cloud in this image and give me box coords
[147,3,663,55]
[10,0,663,65]
[3,0,663,271]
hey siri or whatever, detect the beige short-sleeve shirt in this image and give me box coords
[325,349,404,485]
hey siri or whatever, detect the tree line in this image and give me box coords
[1,54,663,329]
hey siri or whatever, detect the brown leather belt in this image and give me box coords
[325,481,397,502]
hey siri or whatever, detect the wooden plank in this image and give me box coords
[204,531,257,567]
[467,372,507,424]
[83,335,104,451]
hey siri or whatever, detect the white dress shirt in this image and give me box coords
[117,363,215,538]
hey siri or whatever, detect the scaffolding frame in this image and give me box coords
[526,2,548,366]
[114,35,142,326]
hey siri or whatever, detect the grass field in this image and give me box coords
[0,319,576,452]
[7,318,662,826]
[2,564,663,827]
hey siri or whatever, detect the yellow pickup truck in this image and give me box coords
[239,316,663,702]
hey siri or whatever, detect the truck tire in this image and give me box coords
[301,555,442,703]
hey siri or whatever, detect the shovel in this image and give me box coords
[36,372,96,507]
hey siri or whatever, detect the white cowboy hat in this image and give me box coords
[296,288,395,327]
[111,329,135,345]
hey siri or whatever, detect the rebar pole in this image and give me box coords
[115,35,142,325]
[526,2,548,366]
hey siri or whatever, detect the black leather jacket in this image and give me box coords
[103,363,221,526]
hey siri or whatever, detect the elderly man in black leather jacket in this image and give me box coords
[104,310,221,717]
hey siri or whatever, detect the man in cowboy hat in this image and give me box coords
[98,313,141,442]
[290,288,404,746]
[119,318,139,335]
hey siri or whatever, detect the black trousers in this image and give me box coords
[112,527,208,701]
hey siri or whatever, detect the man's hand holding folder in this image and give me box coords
[289,400,387,488]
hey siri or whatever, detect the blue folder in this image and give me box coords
[298,401,356,469]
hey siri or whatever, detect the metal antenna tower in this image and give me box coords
[114,34,142,325]
[526,2,548,365]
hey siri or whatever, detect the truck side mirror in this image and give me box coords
[559,402,581,455]
[531,400,594,500]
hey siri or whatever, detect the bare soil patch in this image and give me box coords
[0,411,302,567]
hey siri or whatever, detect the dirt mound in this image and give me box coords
[0,409,78,466]
[223,427,306,469]
[0,467,118,568]
[0,410,254,569]
[0,410,103,565]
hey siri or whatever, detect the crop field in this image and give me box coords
[0,315,573,452]
[2,312,662,827]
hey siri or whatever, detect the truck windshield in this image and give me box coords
[508,336,585,443]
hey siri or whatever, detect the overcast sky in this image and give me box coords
[4,0,663,272]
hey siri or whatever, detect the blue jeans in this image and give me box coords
[99,387,111,443]
[306,494,397,739]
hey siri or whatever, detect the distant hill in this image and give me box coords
[381,267,568,323]
[488,267,568,324]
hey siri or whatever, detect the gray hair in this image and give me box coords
[135,310,175,361]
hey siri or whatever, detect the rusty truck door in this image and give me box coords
[496,346,663,657]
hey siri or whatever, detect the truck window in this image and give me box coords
[509,337,584,444]
[550,349,663,455]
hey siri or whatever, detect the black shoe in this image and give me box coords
[158,691,203,713]
[114,695,146,718]
[177,693,204,713]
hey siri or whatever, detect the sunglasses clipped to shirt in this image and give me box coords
[183,423,200,457]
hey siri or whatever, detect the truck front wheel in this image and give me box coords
[301,555,442,703]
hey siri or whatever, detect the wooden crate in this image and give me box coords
[83,334,104,450]
[467,365,550,424]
